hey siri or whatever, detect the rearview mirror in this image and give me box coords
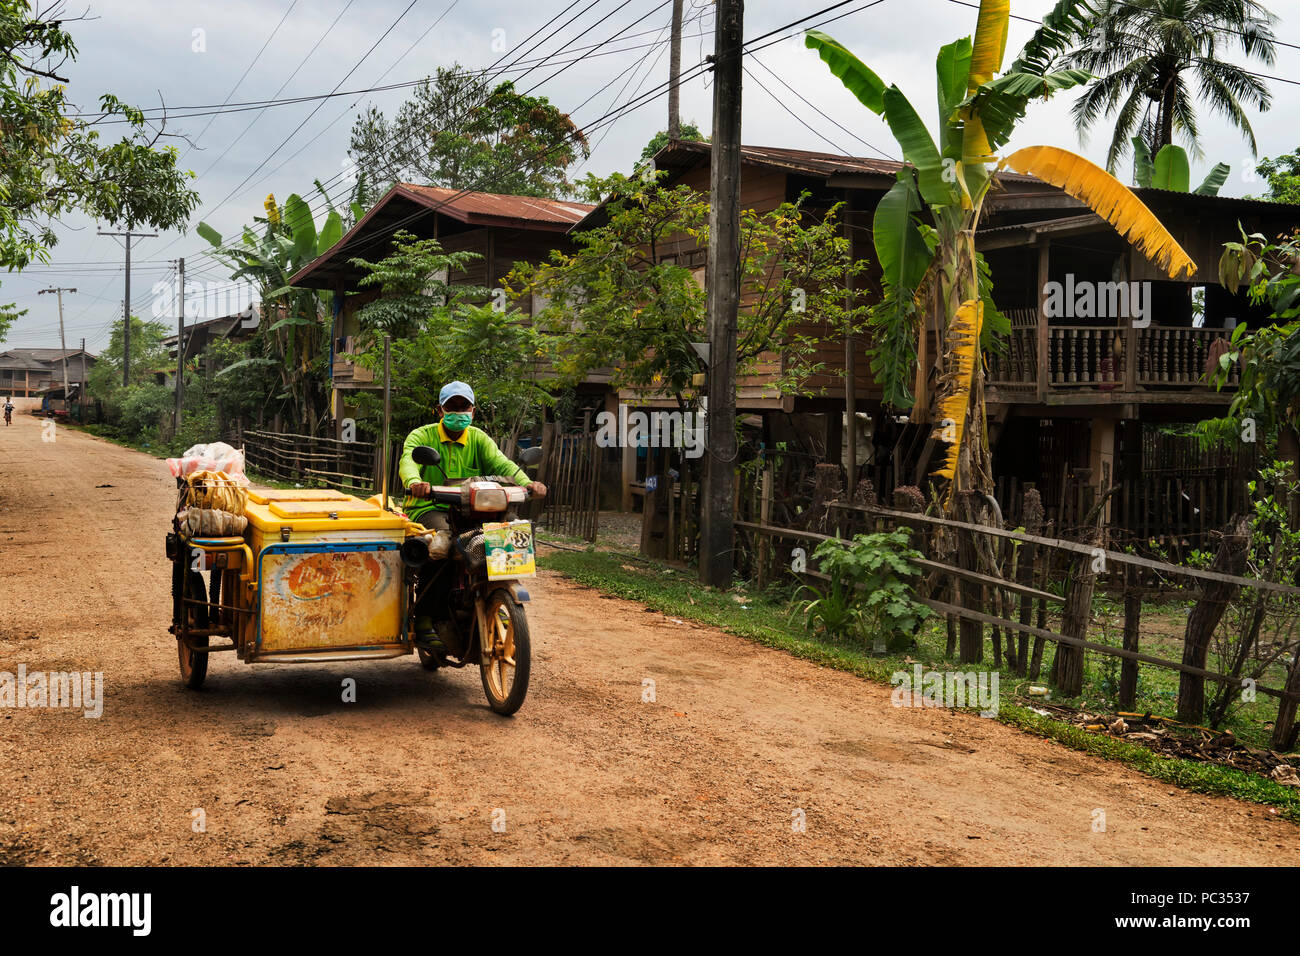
[518,445,544,467]
[412,445,441,466]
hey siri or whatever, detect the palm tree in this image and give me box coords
[1030,0,1277,172]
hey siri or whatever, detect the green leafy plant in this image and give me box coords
[793,529,932,652]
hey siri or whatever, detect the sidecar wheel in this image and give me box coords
[178,571,209,689]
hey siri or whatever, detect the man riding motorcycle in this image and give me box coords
[398,381,547,647]
[3,398,13,426]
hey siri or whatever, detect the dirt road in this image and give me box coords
[0,413,1294,865]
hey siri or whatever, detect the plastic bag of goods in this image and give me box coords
[167,442,249,484]
[181,507,248,536]
[185,469,249,514]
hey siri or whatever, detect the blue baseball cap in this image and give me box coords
[439,381,475,406]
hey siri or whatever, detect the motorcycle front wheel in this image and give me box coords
[479,590,530,716]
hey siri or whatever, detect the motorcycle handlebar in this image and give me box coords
[409,480,531,503]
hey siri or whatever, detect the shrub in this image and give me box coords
[794,528,931,652]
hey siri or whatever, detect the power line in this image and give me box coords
[182,0,646,259]
[191,0,358,184]
[199,0,421,226]
[748,50,895,160]
[743,62,854,157]
[298,0,895,262]
[193,0,893,275]
[189,0,301,148]
[64,18,715,121]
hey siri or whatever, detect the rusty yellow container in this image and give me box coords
[242,489,411,662]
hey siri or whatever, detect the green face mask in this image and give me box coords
[442,412,472,433]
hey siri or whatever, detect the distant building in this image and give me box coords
[159,312,259,386]
[0,347,96,398]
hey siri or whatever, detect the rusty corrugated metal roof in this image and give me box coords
[656,140,1043,184]
[396,184,595,226]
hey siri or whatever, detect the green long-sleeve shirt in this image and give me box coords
[398,421,529,522]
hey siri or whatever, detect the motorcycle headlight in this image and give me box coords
[469,481,508,513]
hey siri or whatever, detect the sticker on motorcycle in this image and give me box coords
[482,520,536,579]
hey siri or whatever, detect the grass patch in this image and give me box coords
[542,544,1300,822]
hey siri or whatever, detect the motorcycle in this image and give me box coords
[401,443,543,715]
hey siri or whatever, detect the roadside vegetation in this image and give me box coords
[542,540,1300,821]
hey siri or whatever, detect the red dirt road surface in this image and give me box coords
[0,413,1295,864]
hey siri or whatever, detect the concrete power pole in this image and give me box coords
[37,286,76,401]
[700,0,743,588]
[98,229,157,386]
[668,0,684,140]
[175,257,185,430]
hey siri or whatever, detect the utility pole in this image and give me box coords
[80,337,86,419]
[98,229,157,386]
[175,257,185,430]
[700,0,742,588]
[37,286,76,402]
[668,0,684,140]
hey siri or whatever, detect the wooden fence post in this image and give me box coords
[1177,515,1250,723]
[1016,488,1043,676]
[756,462,773,589]
[956,490,985,664]
[1273,661,1300,751]
[1052,524,1100,697]
[1120,563,1141,710]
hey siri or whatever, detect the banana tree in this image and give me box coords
[806,0,1196,515]
[1131,138,1230,195]
[197,193,344,434]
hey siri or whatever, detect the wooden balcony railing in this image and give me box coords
[987,318,1240,393]
[1136,326,1240,387]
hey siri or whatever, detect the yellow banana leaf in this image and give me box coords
[1000,146,1197,279]
[932,298,983,489]
[961,110,995,167]
[967,0,1010,92]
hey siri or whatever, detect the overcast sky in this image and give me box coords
[5,0,1300,351]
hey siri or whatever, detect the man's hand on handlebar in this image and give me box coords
[527,481,547,498]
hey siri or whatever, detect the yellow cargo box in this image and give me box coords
[243,488,409,551]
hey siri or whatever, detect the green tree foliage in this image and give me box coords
[806,13,1103,502]
[507,172,866,406]
[1204,229,1300,476]
[347,237,552,449]
[640,123,708,160]
[1252,148,1300,205]
[1027,0,1276,171]
[348,230,486,343]
[0,1,200,270]
[86,315,173,439]
[348,66,589,198]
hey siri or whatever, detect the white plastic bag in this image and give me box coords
[167,442,249,485]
